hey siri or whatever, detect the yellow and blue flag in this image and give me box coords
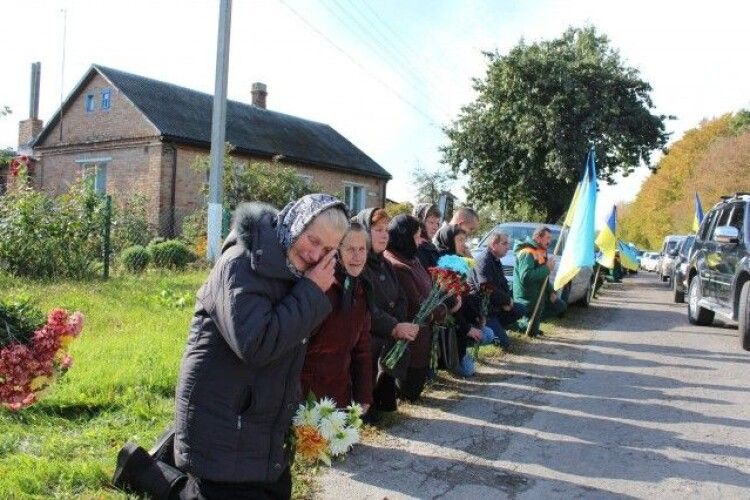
[692,192,704,232]
[616,240,639,271]
[596,205,618,269]
[554,149,597,291]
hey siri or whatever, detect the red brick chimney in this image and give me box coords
[251,82,267,109]
[18,62,44,150]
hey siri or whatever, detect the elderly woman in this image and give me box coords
[300,222,372,410]
[353,208,419,421]
[384,214,455,400]
[412,203,442,269]
[113,194,349,499]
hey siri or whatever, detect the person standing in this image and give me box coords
[512,226,566,336]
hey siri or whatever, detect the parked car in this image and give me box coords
[640,252,660,272]
[659,235,686,282]
[686,192,750,351]
[472,222,594,306]
[672,235,696,303]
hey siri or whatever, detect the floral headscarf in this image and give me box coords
[276,193,348,251]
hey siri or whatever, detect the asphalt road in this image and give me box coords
[318,272,750,499]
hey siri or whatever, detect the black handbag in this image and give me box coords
[436,324,461,374]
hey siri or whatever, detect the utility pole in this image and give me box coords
[207,0,232,262]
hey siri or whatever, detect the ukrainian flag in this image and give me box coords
[692,192,704,232]
[596,206,618,269]
[554,149,597,291]
[616,240,639,271]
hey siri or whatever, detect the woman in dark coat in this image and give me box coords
[413,203,442,269]
[432,223,490,377]
[353,208,419,419]
[300,223,373,410]
[113,194,349,500]
[384,214,451,400]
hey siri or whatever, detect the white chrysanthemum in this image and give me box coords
[328,433,350,456]
[318,410,347,440]
[317,397,337,417]
[292,403,321,427]
[341,425,360,448]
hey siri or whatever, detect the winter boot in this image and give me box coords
[112,442,187,499]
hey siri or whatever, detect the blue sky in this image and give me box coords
[2,0,749,226]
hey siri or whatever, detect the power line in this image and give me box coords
[276,0,443,128]
[320,0,455,120]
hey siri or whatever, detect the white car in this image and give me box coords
[640,252,660,272]
[472,222,594,306]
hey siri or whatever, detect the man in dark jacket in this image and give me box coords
[470,230,526,348]
[113,195,349,499]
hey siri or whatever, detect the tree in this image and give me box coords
[191,144,320,210]
[619,111,750,249]
[441,26,669,223]
[411,167,454,204]
[384,200,414,218]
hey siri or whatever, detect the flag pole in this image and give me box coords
[524,224,565,337]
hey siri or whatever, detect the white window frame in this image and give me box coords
[75,157,111,194]
[344,182,366,213]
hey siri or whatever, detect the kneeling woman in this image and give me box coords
[384,215,451,400]
[300,222,373,411]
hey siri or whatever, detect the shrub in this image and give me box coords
[0,178,106,279]
[111,194,155,253]
[120,245,150,274]
[149,240,194,270]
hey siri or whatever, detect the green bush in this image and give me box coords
[0,296,45,346]
[120,245,150,274]
[0,179,106,279]
[111,194,154,253]
[149,240,194,270]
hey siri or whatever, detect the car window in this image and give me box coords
[710,208,732,239]
[700,209,719,241]
[482,225,561,252]
[729,203,745,236]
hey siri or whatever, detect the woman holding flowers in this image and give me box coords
[384,214,454,400]
[113,194,349,500]
[300,222,373,411]
[434,223,468,258]
[412,203,442,269]
[353,208,419,421]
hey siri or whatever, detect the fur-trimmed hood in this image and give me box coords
[222,202,295,281]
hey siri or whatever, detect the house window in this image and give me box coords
[344,184,366,213]
[297,174,314,187]
[82,164,107,194]
[101,89,111,111]
[85,94,95,112]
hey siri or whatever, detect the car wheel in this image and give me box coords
[673,275,685,303]
[739,281,750,352]
[688,278,714,326]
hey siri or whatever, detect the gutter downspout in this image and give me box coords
[166,143,177,238]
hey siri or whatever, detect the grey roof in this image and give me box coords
[36,65,391,180]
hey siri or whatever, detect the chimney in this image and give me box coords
[18,62,44,150]
[251,82,267,109]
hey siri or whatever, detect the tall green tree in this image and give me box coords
[441,26,669,223]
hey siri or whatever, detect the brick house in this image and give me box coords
[22,64,391,235]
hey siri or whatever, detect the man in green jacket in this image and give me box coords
[512,226,566,336]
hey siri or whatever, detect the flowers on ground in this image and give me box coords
[291,396,363,466]
[0,298,84,411]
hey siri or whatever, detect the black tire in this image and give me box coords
[673,276,685,303]
[687,277,715,326]
[739,281,750,352]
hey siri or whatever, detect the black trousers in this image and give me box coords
[178,466,291,500]
[396,367,428,402]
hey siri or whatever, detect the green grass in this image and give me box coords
[0,270,207,499]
